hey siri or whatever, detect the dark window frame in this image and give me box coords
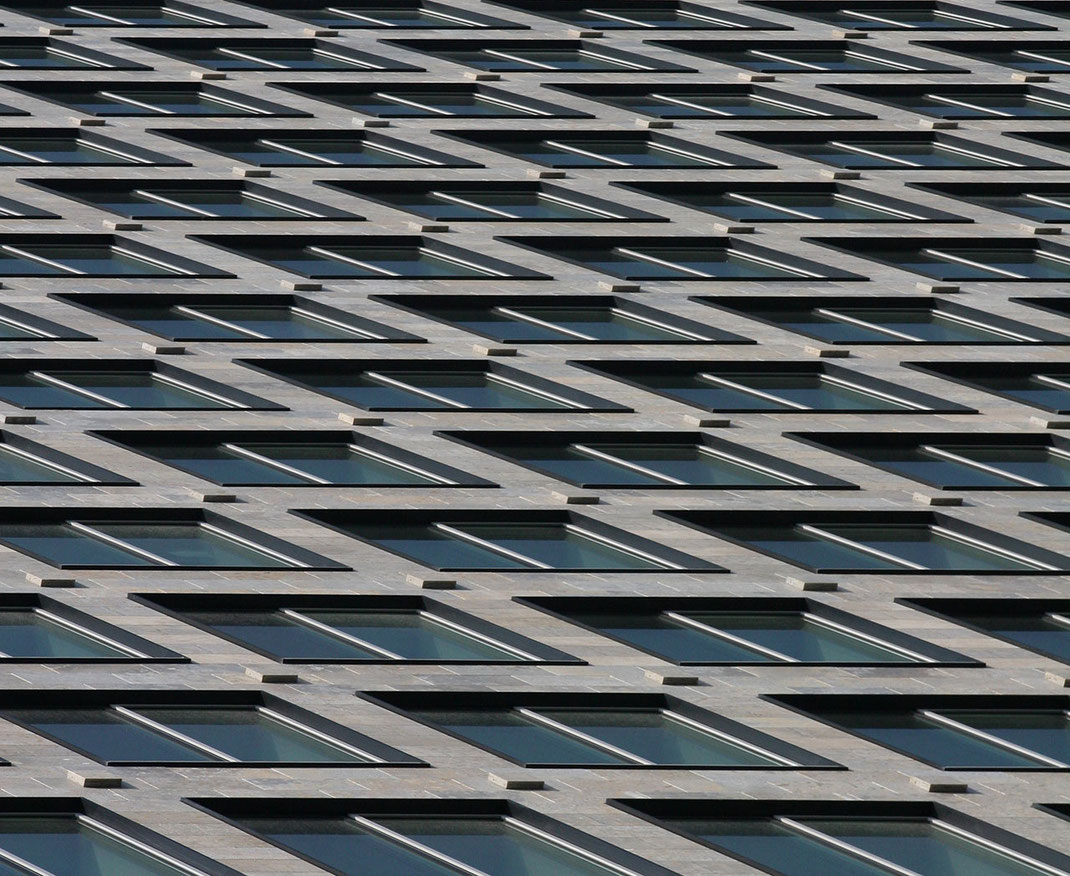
[0,428,133,486]
[910,181,1070,222]
[740,0,1054,29]
[824,82,1070,119]
[0,37,150,69]
[224,0,524,29]
[482,0,787,29]
[0,0,264,26]
[0,302,93,341]
[914,38,1070,71]
[906,360,1070,413]
[0,127,188,167]
[0,233,229,278]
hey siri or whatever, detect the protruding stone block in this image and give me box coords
[552,492,599,505]
[141,343,184,355]
[2,415,35,425]
[68,771,121,788]
[644,670,699,686]
[683,415,730,428]
[910,776,968,793]
[785,577,839,592]
[245,667,300,684]
[914,492,963,506]
[26,573,77,588]
[473,344,517,356]
[407,574,458,590]
[338,413,385,426]
[489,772,545,790]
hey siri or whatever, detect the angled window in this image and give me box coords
[0,0,261,25]
[0,430,131,485]
[744,0,1051,29]
[157,127,475,168]
[557,83,871,119]
[296,509,720,572]
[506,236,860,280]
[652,38,965,72]
[612,799,1070,876]
[770,694,1070,770]
[4,81,305,118]
[117,37,423,71]
[618,182,966,222]
[28,179,361,221]
[0,303,92,341]
[518,596,977,665]
[195,234,546,280]
[53,293,418,342]
[0,508,343,570]
[483,0,785,28]
[226,0,522,28]
[791,431,1070,489]
[725,129,1062,169]
[696,295,1066,343]
[829,83,1070,118]
[910,361,1070,413]
[240,359,626,412]
[92,429,494,487]
[1005,1,1070,21]
[0,193,58,219]
[135,593,576,663]
[323,181,664,222]
[916,39,1070,71]
[659,509,1070,573]
[814,236,1070,279]
[0,234,226,277]
[275,82,586,119]
[0,37,148,69]
[384,39,695,71]
[364,691,836,767]
[0,128,185,166]
[577,360,971,413]
[377,295,744,343]
[0,360,279,411]
[0,690,416,766]
[438,430,853,488]
[912,181,1070,222]
[445,129,771,168]
[900,597,1070,665]
[190,798,676,876]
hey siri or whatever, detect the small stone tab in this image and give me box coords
[41,26,74,35]
[920,119,957,129]
[597,281,641,293]
[820,169,861,180]
[2,415,35,425]
[914,492,963,506]
[408,222,449,233]
[245,667,300,684]
[552,492,600,505]
[407,574,458,590]
[1046,671,1070,686]
[68,771,121,789]
[191,71,227,80]
[338,413,385,426]
[637,119,674,128]
[910,776,968,793]
[644,670,699,686]
[683,415,731,427]
[713,223,755,234]
[282,280,322,291]
[805,346,850,358]
[473,344,517,356]
[141,343,185,355]
[26,573,77,588]
[1024,224,1062,234]
[353,118,390,127]
[1013,72,1050,82]
[72,117,106,126]
[234,167,271,177]
[916,282,959,294]
[785,577,839,592]
[568,28,604,37]
[489,772,545,790]
[738,72,776,82]
[189,490,238,503]
[834,29,867,38]
[304,28,339,36]
[104,221,143,231]
[1032,416,1070,429]
[464,71,500,81]
[527,169,566,179]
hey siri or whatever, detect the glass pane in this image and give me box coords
[0,522,153,567]
[89,522,294,568]
[52,371,233,409]
[751,307,895,343]
[350,89,536,117]
[509,307,694,341]
[451,523,667,570]
[354,522,529,570]
[185,609,384,660]
[430,306,574,341]
[189,305,369,339]
[146,443,308,485]
[93,303,247,339]
[506,137,720,168]
[572,611,778,662]
[822,524,1042,571]
[0,136,138,165]
[853,445,1032,487]
[829,308,1015,342]
[237,443,442,485]
[979,373,1070,410]
[958,612,1070,660]
[739,374,914,410]
[0,445,88,484]
[402,372,572,409]
[599,443,797,485]
[0,609,130,659]
[640,372,790,411]
[944,445,1070,486]
[977,195,1070,222]
[505,443,667,486]
[719,524,903,571]
[612,91,817,118]
[11,244,184,276]
[937,709,1070,763]
[0,372,115,408]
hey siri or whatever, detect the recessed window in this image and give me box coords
[1004,0,1070,22]
[385,38,694,71]
[53,293,417,342]
[157,127,475,168]
[484,0,784,28]
[240,358,626,412]
[0,128,185,166]
[575,360,970,413]
[296,509,720,572]
[725,130,1062,169]
[226,0,521,28]
[659,509,1070,573]
[0,690,416,766]
[697,295,1065,343]
[0,234,225,277]
[617,182,966,222]
[195,234,545,280]
[557,83,870,119]
[0,430,130,485]
[0,303,91,341]
[118,37,423,71]
[612,799,1070,876]
[377,295,744,343]
[0,0,261,26]
[439,430,852,488]
[321,181,664,222]
[0,37,147,69]
[92,429,494,486]
[445,129,771,168]
[828,83,1070,118]
[744,0,1051,29]
[791,431,1070,489]
[912,181,1070,222]
[364,691,836,767]
[274,82,587,118]
[0,508,342,570]
[135,593,576,663]
[0,193,58,219]
[652,38,965,72]
[506,236,860,280]
[770,694,1070,769]
[917,39,1070,71]
[518,596,977,665]
[909,361,1070,413]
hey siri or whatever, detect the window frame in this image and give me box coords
[483,0,786,28]
[740,0,1053,30]
[0,428,133,486]
[0,0,264,26]
[0,233,228,278]
[0,302,93,341]
[911,181,1070,222]
[0,127,187,167]
[906,360,1070,413]
[224,0,524,29]
[0,37,150,70]
[826,83,1070,119]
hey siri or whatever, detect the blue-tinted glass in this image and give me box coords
[147,444,309,485]
[0,610,131,659]
[94,304,246,339]
[187,306,372,339]
[354,523,529,570]
[605,91,818,118]
[948,445,1070,485]
[736,374,913,410]
[452,523,667,570]
[0,136,141,165]
[503,444,666,486]
[719,524,903,570]
[791,140,1007,168]
[441,48,636,71]
[833,309,1017,342]
[0,445,89,484]
[939,709,1070,763]
[7,245,185,276]
[978,374,1070,409]
[756,308,898,342]
[823,524,1043,571]
[957,613,1070,660]
[185,610,383,660]
[850,445,1040,487]
[0,523,153,566]
[349,89,541,117]
[53,372,232,409]
[300,372,446,409]
[239,443,443,485]
[0,372,117,408]
[573,612,774,662]
[426,307,572,341]
[723,49,907,71]
[501,138,720,168]
[259,244,499,278]
[974,195,1070,221]
[509,307,696,341]
[46,4,229,25]
[639,373,787,410]
[90,522,293,568]
[69,89,257,116]
[909,91,1070,118]
[545,245,809,279]
[292,5,487,27]
[602,444,797,485]
[407,372,572,409]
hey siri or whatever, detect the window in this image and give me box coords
[0,303,91,341]
[226,0,521,28]
[0,508,343,570]
[92,429,494,486]
[791,431,1070,489]
[0,594,183,662]
[697,296,1066,343]
[814,236,1070,280]
[445,130,770,168]
[658,509,1070,573]
[483,0,784,29]
[725,130,1062,169]
[190,798,673,876]
[242,358,625,412]
[1004,0,1070,21]
[0,37,147,69]
[196,234,545,280]
[829,83,1070,118]
[574,360,970,413]
[909,361,1070,413]
[0,128,185,166]
[0,193,58,220]
[53,293,418,342]
[274,82,589,119]
[769,694,1070,769]
[744,0,1051,29]
[118,37,423,71]
[617,182,966,222]
[157,127,475,168]
[5,81,305,118]
[439,430,853,488]
[557,84,871,119]
[917,39,1070,71]
[517,597,977,665]
[506,236,860,280]
[0,234,226,277]
[364,691,836,767]
[296,509,721,572]
[0,430,130,485]
[0,0,261,26]
[652,38,965,72]
[0,690,417,766]
[377,295,744,343]
[135,594,576,663]
[29,179,360,221]
[384,39,694,71]
[612,799,1070,876]
[912,182,1070,222]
